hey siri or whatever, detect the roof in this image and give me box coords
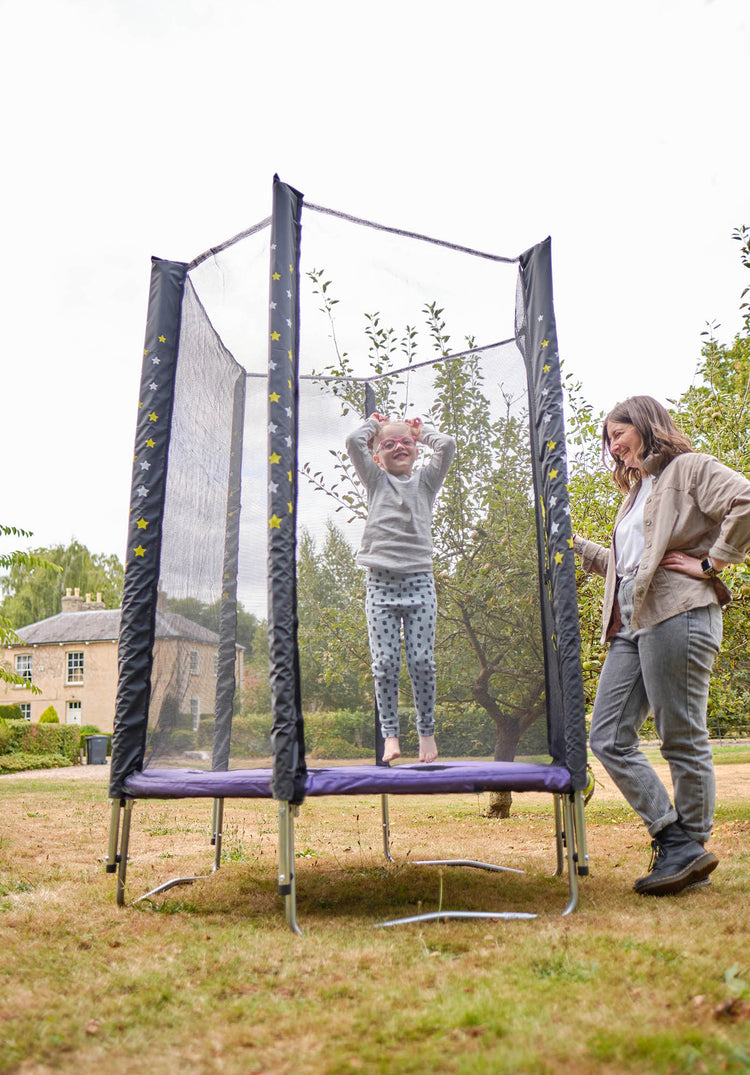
[16,610,121,645]
[12,608,221,647]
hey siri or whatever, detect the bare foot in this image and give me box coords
[383,737,401,762]
[419,735,438,763]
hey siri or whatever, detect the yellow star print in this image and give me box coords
[146,438,155,448]
[148,412,158,422]
[136,518,149,530]
[158,335,166,343]
[271,331,281,341]
[269,392,280,402]
[272,272,281,281]
[543,364,551,373]
[269,515,282,529]
[550,468,559,479]
[270,452,281,464]
[541,339,549,348]
[554,551,564,565]
[134,545,146,557]
[547,440,557,451]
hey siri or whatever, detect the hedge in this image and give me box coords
[0,720,80,766]
[192,706,551,760]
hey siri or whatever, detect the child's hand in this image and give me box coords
[368,412,386,426]
[407,417,423,441]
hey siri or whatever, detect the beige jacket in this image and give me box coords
[579,452,750,645]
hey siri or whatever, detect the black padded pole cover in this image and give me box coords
[267,176,307,803]
[517,238,587,789]
[109,258,188,799]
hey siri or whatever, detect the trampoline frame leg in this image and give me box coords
[278,801,302,935]
[380,794,393,862]
[108,797,226,907]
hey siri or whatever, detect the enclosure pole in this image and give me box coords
[109,258,188,799]
[267,176,307,806]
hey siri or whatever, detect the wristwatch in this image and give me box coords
[701,556,721,578]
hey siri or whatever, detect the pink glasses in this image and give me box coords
[378,437,416,451]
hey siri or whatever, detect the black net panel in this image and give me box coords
[110,180,585,799]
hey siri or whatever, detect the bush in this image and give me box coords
[0,720,79,766]
[231,706,553,760]
[0,704,24,721]
[0,751,71,775]
[230,713,272,757]
[39,706,59,724]
[170,730,197,753]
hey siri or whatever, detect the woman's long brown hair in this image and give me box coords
[602,395,693,493]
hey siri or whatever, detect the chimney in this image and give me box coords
[62,588,106,613]
[61,588,84,613]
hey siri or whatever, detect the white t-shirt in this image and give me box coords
[614,476,653,577]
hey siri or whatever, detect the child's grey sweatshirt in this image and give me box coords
[345,418,456,573]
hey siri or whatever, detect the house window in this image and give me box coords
[66,701,82,725]
[66,651,84,684]
[190,696,200,733]
[15,654,32,683]
[19,703,31,721]
[189,650,199,675]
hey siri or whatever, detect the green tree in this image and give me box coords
[0,539,123,628]
[0,525,60,691]
[297,523,372,712]
[670,224,750,736]
[566,225,750,736]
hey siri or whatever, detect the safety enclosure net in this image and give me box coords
[109,178,586,803]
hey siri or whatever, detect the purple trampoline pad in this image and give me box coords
[122,760,573,800]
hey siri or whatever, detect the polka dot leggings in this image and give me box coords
[365,568,437,738]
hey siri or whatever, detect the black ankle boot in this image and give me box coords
[633,822,718,896]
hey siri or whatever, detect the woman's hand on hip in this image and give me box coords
[659,551,726,577]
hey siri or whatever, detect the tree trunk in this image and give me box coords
[471,667,544,819]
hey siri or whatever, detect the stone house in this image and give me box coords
[0,588,242,734]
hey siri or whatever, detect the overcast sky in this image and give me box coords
[2,0,748,563]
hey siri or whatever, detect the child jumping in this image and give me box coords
[346,413,456,763]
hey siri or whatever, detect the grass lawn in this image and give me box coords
[0,748,749,1074]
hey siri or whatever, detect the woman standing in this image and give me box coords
[574,396,750,896]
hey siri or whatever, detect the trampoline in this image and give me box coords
[106,177,589,930]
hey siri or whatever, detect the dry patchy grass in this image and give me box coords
[1,754,749,1074]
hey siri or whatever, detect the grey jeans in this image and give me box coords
[589,575,723,844]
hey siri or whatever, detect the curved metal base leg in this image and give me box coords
[374,909,537,927]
